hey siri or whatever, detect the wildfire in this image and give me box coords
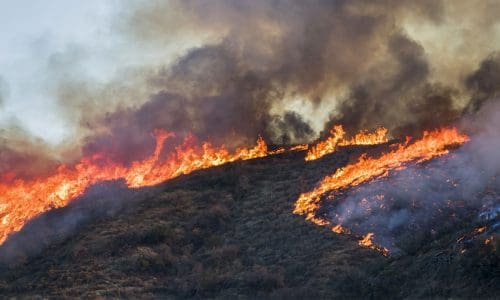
[0,130,281,245]
[358,232,375,247]
[358,232,389,255]
[332,224,348,234]
[305,125,388,161]
[294,127,469,255]
[0,125,470,253]
[475,226,487,234]
[289,144,309,151]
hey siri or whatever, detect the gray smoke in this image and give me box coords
[1,0,499,171]
[70,0,500,162]
[323,99,500,254]
[0,75,8,109]
[0,180,147,266]
[2,0,500,266]
[465,53,500,113]
[0,125,64,180]
[329,33,461,136]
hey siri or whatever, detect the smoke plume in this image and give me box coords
[66,0,500,163]
[0,125,64,181]
[465,53,500,113]
[3,0,500,189]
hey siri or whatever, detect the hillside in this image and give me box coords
[0,146,498,299]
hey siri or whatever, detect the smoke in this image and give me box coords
[329,33,462,136]
[111,0,447,141]
[322,99,500,253]
[0,125,66,180]
[71,0,500,159]
[268,111,314,145]
[0,180,147,266]
[2,0,500,267]
[0,0,496,168]
[0,76,6,108]
[465,53,500,113]
[1,0,500,222]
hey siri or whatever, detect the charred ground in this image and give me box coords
[0,145,498,299]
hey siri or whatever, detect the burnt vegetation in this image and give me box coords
[0,145,498,299]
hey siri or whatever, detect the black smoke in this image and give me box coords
[465,53,500,113]
[70,0,500,163]
[3,0,500,181]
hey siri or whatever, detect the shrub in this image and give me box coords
[141,225,171,244]
[243,266,284,292]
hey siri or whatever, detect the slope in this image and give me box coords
[0,146,498,298]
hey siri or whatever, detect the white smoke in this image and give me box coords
[324,99,500,253]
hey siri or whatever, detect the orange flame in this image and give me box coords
[358,233,389,255]
[289,144,309,151]
[332,224,348,234]
[294,127,469,255]
[0,130,281,245]
[358,232,375,247]
[475,226,487,234]
[305,125,388,161]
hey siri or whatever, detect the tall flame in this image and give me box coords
[305,125,389,161]
[294,127,469,254]
[0,126,470,250]
[0,130,280,245]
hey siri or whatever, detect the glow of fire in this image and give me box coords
[294,127,469,255]
[289,144,309,151]
[358,232,389,256]
[0,130,282,245]
[305,125,389,161]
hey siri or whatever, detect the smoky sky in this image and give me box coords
[0,76,6,108]
[83,0,499,151]
[465,53,500,113]
[3,0,500,172]
[0,125,62,180]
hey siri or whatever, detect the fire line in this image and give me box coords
[0,126,468,250]
[294,127,469,255]
[305,125,389,161]
[0,130,281,245]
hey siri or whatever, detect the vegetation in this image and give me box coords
[0,146,498,298]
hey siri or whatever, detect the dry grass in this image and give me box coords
[0,146,498,298]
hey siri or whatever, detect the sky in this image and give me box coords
[0,0,217,145]
[0,0,121,143]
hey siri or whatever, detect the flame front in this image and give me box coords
[358,233,389,255]
[305,125,389,161]
[294,127,469,255]
[0,126,470,251]
[0,130,280,245]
